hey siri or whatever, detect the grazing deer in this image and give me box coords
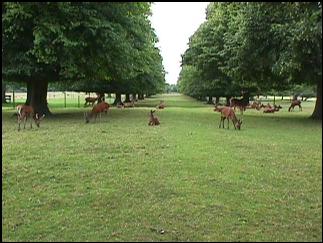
[288,100,302,112]
[148,110,160,126]
[84,97,98,107]
[84,102,109,123]
[219,106,242,130]
[16,105,45,131]
[157,101,165,109]
[124,100,135,108]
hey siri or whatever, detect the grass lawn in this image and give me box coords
[2,93,322,242]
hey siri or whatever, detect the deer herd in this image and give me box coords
[13,93,303,132]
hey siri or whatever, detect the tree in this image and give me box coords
[2,3,165,114]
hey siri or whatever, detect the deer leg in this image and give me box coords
[18,117,21,131]
[227,118,229,129]
[218,117,222,128]
[30,116,33,129]
[232,120,236,130]
[23,116,27,129]
[299,105,302,111]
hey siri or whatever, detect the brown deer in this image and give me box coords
[213,104,225,112]
[116,101,125,109]
[288,100,302,112]
[264,104,283,113]
[124,100,135,108]
[84,97,98,107]
[263,104,282,113]
[247,101,262,110]
[84,102,109,123]
[157,100,165,109]
[148,110,160,126]
[16,105,45,131]
[219,106,242,130]
[230,92,249,114]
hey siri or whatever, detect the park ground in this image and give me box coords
[2,93,322,242]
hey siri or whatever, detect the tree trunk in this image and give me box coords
[281,95,284,100]
[25,81,32,105]
[96,92,105,103]
[124,93,131,102]
[2,81,6,103]
[226,96,231,106]
[310,78,322,120]
[138,93,144,100]
[132,94,137,101]
[215,96,220,104]
[113,93,122,105]
[207,96,213,104]
[30,80,51,115]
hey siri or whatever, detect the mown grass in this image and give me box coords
[2,94,322,242]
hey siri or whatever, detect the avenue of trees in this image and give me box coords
[2,2,165,114]
[178,2,322,119]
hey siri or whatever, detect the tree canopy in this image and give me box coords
[178,2,322,119]
[2,2,165,114]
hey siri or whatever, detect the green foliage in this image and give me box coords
[2,2,165,95]
[179,2,322,98]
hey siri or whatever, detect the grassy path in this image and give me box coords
[2,94,322,241]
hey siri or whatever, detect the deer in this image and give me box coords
[157,100,165,109]
[148,110,160,126]
[247,101,262,110]
[213,104,225,113]
[116,101,125,109]
[84,102,109,123]
[230,97,249,113]
[84,97,98,107]
[16,105,45,131]
[218,106,242,130]
[288,100,302,112]
[263,104,282,113]
[124,100,135,108]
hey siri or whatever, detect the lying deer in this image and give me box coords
[157,101,165,109]
[263,104,282,113]
[124,100,135,108]
[84,102,109,123]
[148,110,160,126]
[116,101,125,109]
[84,97,98,107]
[16,105,45,131]
[288,100,302,112]
[219,106,242,130]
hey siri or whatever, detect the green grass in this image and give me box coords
[2,94,322,242]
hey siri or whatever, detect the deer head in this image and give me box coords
[34,113,45,127]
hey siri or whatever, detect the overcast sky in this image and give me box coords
[150,2,209,85]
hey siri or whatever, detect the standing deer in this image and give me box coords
[213,104,225,112]
[288,100,302,112]
[84,97,98,107]
[16,105,45,131]
[84,102,109,123]
[219,106,242,130]
[148,110,160,126]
